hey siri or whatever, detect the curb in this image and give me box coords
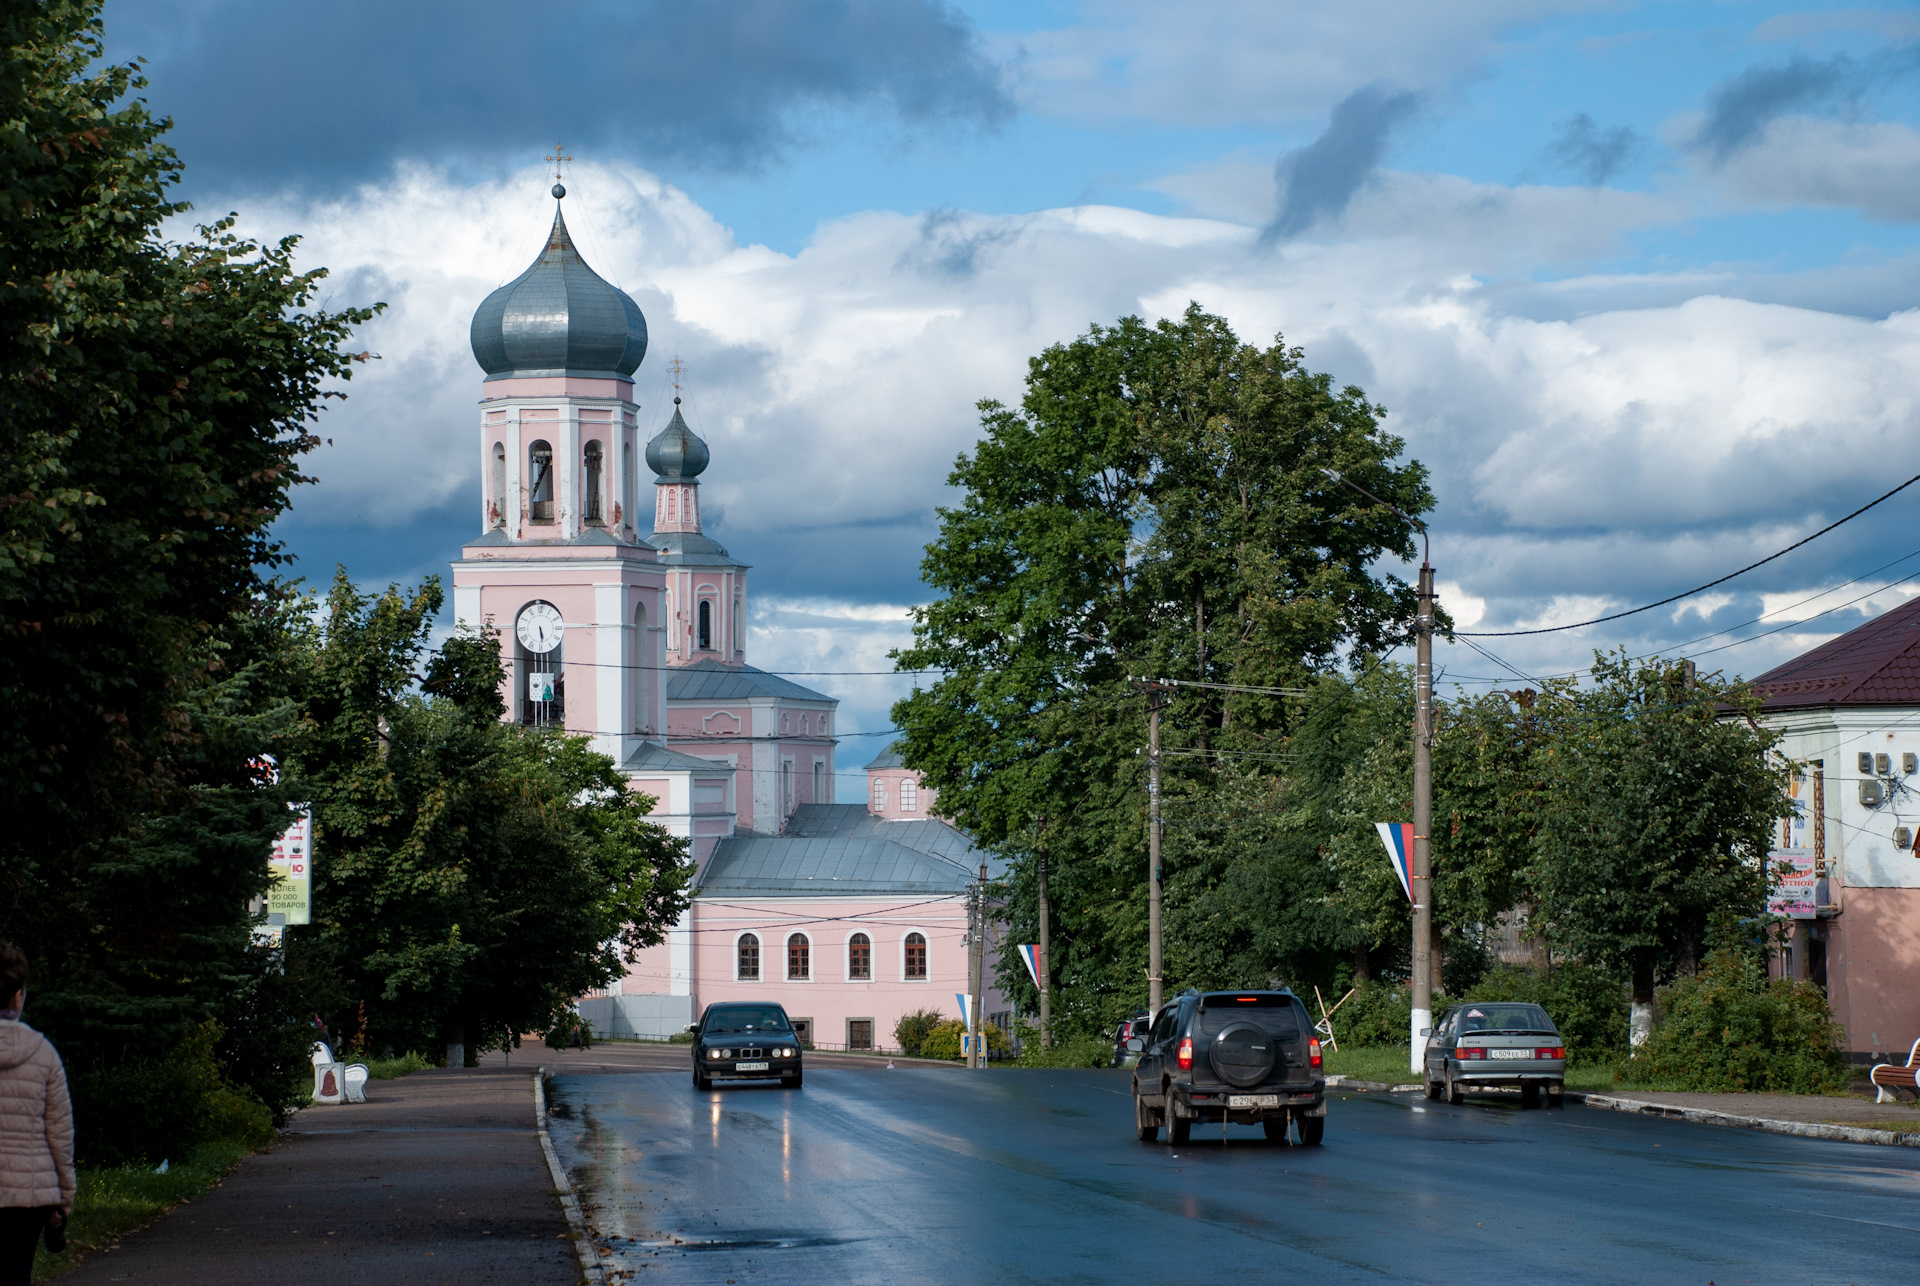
[533,1070,607,1286]
[1326,1076,1423,1094]
[1572,1092,1920,1149]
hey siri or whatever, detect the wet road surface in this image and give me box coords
[547,1054,1920,1284]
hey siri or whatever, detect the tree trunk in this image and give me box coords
[1629,962,1655,1052]
[1351,946,1370,983]
[445,1015,469,1070]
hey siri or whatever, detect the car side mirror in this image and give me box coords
[684,1023,699,1034]
[1419,1026,1431,1038]
[1126,1037,1144,1053]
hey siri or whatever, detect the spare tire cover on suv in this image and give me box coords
[1209,1021,1277,1087]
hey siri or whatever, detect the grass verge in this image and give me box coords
[33,1134,255,1283]
[1325,1046,1419,1084]
[363,1051,433,1080]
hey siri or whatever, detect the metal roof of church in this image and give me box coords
[665,659,835,705]
[1749,594,1920,711]
[864,741,906,770]
[469,203,647,380]
[695,804,1000,897]
[621,740,734,774]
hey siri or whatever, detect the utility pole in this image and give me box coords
[1411,561,1434,1076]
[1322,468,1433,1076]
[1036,840,1052,1048]
[968,859,987,1069]
[1148,685,1165,1015]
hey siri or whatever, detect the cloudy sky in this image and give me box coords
[105,0,1920,793]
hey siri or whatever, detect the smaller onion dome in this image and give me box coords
[646,399,709,480]
[469,204,647,379]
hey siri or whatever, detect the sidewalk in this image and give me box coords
[59,1066,578,1286]
[1574,1088,1920,1146]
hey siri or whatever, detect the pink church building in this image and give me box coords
[452,189,1008,1049]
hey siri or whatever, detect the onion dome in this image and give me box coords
[469,202,647,379]
[646,399,710,480]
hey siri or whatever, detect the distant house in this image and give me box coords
[582,750,1011,1050]
[1749,595,1920,1063]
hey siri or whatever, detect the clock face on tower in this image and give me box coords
[516,601,564,654]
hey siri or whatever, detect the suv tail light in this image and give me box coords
[1536,1047,1565,1060]
[1308,1037,1322,1070]
[1455,1046,1485,1060]
[1177,1036,1193,1071]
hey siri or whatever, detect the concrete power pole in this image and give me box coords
[968,860,987,1069]
[1148,688,1165,1016]
[1410,562,1435,1075]
[1037,844,1051,1048]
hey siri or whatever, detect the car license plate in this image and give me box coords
[1228,1095,1280,1108]
[1489,1049,1528,1060]
[735,1061,769,1071]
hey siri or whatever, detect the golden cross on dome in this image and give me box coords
[667,356,686,395]
[546,143,571,183]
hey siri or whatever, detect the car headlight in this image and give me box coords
[707,1049,721,1060]
[782,1047,795,1057]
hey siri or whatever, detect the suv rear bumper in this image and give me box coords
[1163,1083,1325,1122]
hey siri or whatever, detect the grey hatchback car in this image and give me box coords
[1423,1001,1565,1108]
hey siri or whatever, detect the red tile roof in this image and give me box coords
[1750,594,1920,710]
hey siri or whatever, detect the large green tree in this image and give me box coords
[0,0,375,1130]
[893,306,1433,1034]
[285,574,694,1062]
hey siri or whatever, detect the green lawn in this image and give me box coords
[1327,1045,1643,1093]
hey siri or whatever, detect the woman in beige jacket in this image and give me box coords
[0,943,72,1286]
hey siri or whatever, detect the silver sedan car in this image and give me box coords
[1423,1001,1566,1108]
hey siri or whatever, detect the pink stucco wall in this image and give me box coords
[1825,886,1920,1059]
[867,767,934,819]
[685,897,1010,1051]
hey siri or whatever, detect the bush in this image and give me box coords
[70,1024,270,1167]
[1471,961,1628,1067]
[1012,1021,1110,1068]
[1326,981,1417,1048]
[1620,948,1848,1094]
[918,1020,1011,1062]
[544,1011,593,1051]
[364,1051,432,1079]
[894,1008,946,1058]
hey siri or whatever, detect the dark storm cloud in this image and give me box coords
[1692,44,1920,163]
[1264,82,1420,241]
[1538,113,1641,186]
[103,0,1013,190]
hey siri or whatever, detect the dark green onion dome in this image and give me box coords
[469,204,647,379]
[646,400,709,480]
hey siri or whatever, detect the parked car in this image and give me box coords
[1110,1014,1152,1067]
[1422,1001,1565,1108]
[688,1002,804,1090]
[1130,990,1326,1145]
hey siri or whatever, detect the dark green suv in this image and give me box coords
[1130,989,1326,1145]
[689,1002,803,1090]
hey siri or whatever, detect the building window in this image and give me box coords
[583,440,604,522]
[783,759,795,814]
[631,603,649,732]
[732,594,743,653]
[871,779,887,812]
[904,932,927,979]
[528,440,554,522]
[848,933,871,980]
[697,599,712,650]
[901,779,917,812]
[813,759,825,803]
[848,1018,874,1051]
[490,442,506,527]
[737,933,760,981]
[787,933,810,980]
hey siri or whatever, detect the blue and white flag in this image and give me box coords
[1375,822,1415,902]
[956,992,970,1028]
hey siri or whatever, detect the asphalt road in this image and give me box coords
[547,1049,1920,1285]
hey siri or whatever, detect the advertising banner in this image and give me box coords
[1767,850,1816,920]
[268,808,313,926]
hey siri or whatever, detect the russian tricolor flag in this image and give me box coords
[1375,822,1414,902]
[1017,943,1045,991]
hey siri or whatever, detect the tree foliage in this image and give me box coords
[284,573,694,1058]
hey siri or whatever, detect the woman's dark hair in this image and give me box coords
[0,942,25,1003]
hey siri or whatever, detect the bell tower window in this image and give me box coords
[528,440,554,523]
[583,440,604,523]
[697,599,713,651]
[490,442,506,528]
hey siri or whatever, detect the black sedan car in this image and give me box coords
[689,1001,803,1090]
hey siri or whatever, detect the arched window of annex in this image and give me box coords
[786,932,811,981]
[736,932,761,982]
[847,932,872,981]
[902,931,928,981]
[528,440,554,523]
[901,778,918,812]
[697,598,713,650]
[583,439,604,523]
[870,778,887,812]
[490,442,506,528]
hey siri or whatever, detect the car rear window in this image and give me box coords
[1455,1003,1556,1035]
[704,1005,791,1033]
[1199,995,1302,1039]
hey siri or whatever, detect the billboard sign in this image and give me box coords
[1767,849,1816,920]
[268,808,313,926]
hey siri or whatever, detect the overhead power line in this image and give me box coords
[1458,470,1920,637]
